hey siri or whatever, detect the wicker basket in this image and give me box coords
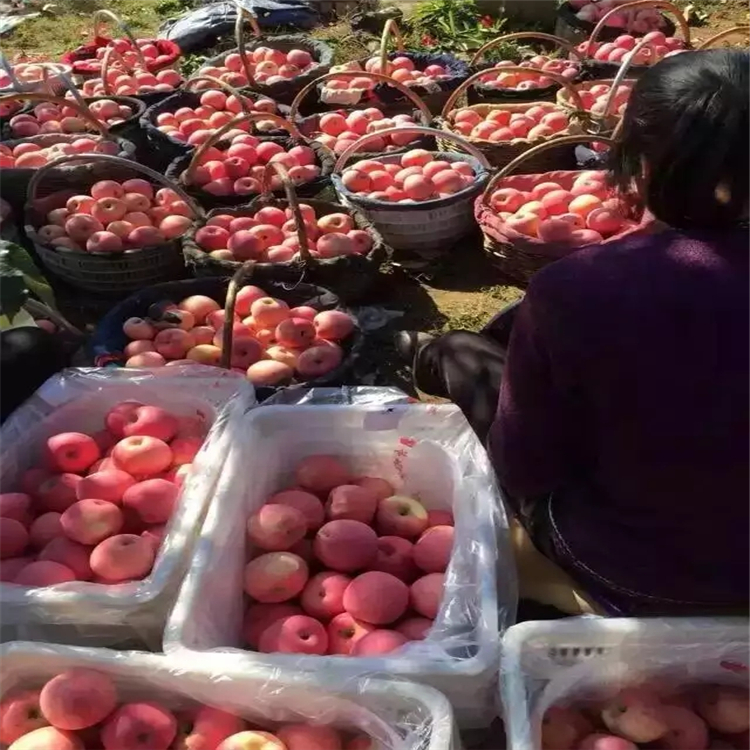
[437,67,586,172]
[290,70,436,160]
[90,263,364,390]
[468,32,584,106]
[580,0,692,80]
[0,92,135,209]
[25,154,204,295]
[198,9,333,108]
[331,126,490,260]
[182,161,391,302]
[167,111,334,211]
[555,0,676,44]
[61,9,181,80]
[476,135,650,286]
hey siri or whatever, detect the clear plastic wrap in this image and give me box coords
[0,366,255,647]
[0,640,460,750]
[165,388,517,727]
[500,617,750,750]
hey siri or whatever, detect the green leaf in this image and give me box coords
[0,241,56,321]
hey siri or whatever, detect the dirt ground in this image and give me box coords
[2,0,747,390]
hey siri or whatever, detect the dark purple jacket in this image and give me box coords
[489,228,749,615]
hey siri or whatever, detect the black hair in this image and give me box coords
[609,48,749,229]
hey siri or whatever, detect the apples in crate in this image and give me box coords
[311,108,420,155]
[195,203,373,262]
[0,137,120,170]
[577,31,686,64]
[81,67,184,97]
[323,56,450,96]
[199,47,317,88]
[449,104,572,141]
[7,100,136,138]
[570,0,668,31]
[477,57,579,91]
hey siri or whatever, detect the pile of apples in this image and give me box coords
[0,62,55,91]
[309,108,420,155]
[6,99,135,138]
[184,134,321,198]
[36,178,195,254]
[489,170,637,245]
[0,401,204,588]
[242,455,454,656]
[75,38,177,74]
[0,137,120,170]
[477,56,579,90]
[120,289,356,385]
[0,668,377,750]
[542,682,749,750]
[324,57,451,95]
[568,0,667,31]
[0,99,23,119]
[576,31,686,64]
[80,66,184,97]
[341,149,476,203]
[199,47,317,88]
[195,204,373,262]
[449,103,571,141]
[153,88,281,145]
[574,81,633,117]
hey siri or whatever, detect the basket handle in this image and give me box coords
[182,112,302,184]
[41,62,95,116]
[379,19,407,74]
[101,46,135,96]
[0,91,108,135]
[333,125,491,172]
[219,259,256,370]
[0,51,24,91]
[588,0,691,50]
[26,153,205,219]
[92,9,148,69]
[481,134,614,203]
[260,161,314,264]
[441,65,584,119]
[235,5,262,88]
[469,32,583,66]
[184,75,252,114]
[288,70,433,131]
[696,25,750,49]
[599,37,653,118]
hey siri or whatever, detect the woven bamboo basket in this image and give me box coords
[181,161,391,302]
[167,111,334,211]
[331,126,490,260]
[468,32,584,106]
[476,135,651,286]
[437,66,586,172]
[61,9,181,80]
[0,92,135,208]
[91,263,363,390]
[581,0,692,80]
[290,70,436,160]
[25,154,204,295]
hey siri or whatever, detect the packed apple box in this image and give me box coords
[0,666,379,750]
[36,179,195,254]
[575,31,687,65]
[309,109,420,156]
[325,56,451,94]
[184,135,321,198]
[488,170,638,245]
[195,204,372,262]
[72,37,177,75]
[477,57,579,91]
[242,454,454,657]
[340,149,476,203]
[199,47,318,88]
[0,137,121,170]
[121,289,356,385]
[6,100,137,138]
[448,104,571,142]
[568,0,667,31]
[153,89,282,145]
[542,682,749,750]
[0,402,205,588]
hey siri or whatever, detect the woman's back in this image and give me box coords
[490,225,749,613]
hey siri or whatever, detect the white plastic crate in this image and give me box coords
[0,641,459,750]
[0,366,255,648]
[165,400,517,727]
[500,617,750,750]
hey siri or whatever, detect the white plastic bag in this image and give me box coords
[165,389,517,727]
[0,641,459,750]
[500,617,750,750]
[0,366,255,647]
